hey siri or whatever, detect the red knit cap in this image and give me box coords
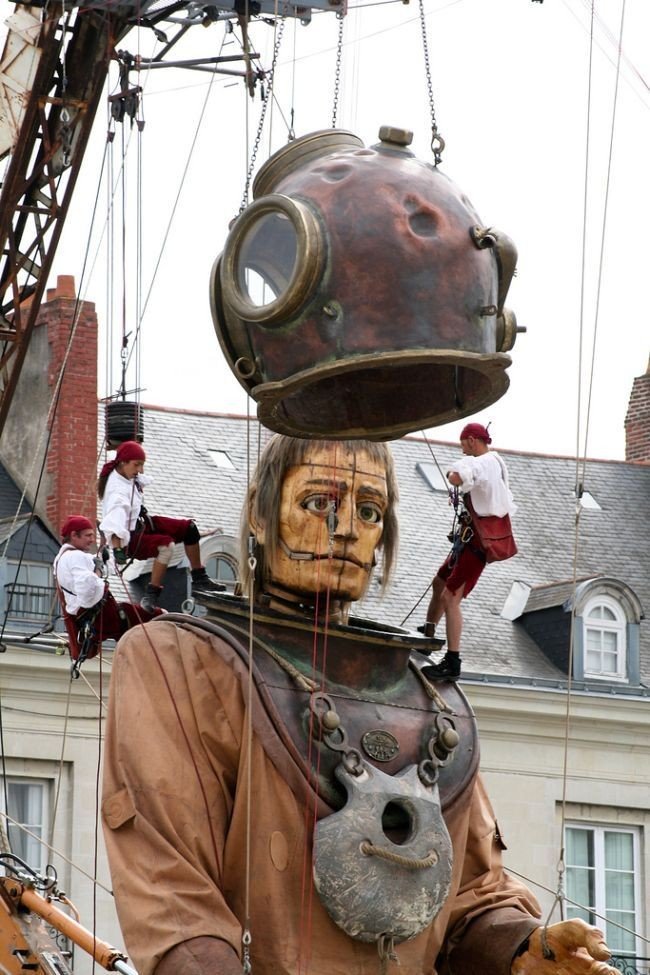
[116,440,146,462]
[61,515,94,538]
[460,422,492,444]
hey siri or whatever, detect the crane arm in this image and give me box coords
[0,3,134,436]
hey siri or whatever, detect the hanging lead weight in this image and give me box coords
[313,761,452,944]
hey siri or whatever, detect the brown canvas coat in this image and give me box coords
[102,620,541,975]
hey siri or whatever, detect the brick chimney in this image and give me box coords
[624,358,650,463]
[0,275,98,534]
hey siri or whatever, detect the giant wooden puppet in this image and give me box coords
[103,131,617,974]
[102,435,617,975]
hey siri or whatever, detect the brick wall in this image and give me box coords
[41,275,98,533]
[624,360,650,463]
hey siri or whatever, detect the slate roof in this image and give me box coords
[99,404,650,690]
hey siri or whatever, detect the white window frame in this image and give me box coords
[582,595,627,681]
[3,776,50,874]
[564,822,643,960]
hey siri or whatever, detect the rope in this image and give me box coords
[0,812,113,895]
[506,865,650,947]
[408,660,452,713]
[360,840,437,870]
[242,553,256,974]
[123,30,225,376]
[549,0,628,940]
[579,0,626,470]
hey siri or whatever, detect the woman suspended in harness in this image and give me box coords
[98,441,225,613]
[53,515,162,675]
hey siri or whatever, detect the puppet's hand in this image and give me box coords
[511,920,619,975]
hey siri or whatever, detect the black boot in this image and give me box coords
[423,652,462,681]
[417,622,437,638]
[191,568,226,596]
[140,584,163,614]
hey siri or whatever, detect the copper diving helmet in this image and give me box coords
[210,126,522,441]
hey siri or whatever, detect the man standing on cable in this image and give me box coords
[98,440,225,612]
[422,422,517,681]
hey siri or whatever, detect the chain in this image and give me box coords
[417,0,445,166]
[331,12,344,128]
[309,692,364,776]
[239,15,287,214]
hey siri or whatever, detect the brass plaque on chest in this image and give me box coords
[361,729,399,762]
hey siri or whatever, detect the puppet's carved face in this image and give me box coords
[256,445,388,601]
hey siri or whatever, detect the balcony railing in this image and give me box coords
[612,956,650,975]
[4,583,57,621]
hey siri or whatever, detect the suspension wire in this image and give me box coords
[579,0,626,474]
[0,812,113,895]
[135,87,145,407]
[548,0,629,935]
[561,0,650,109]
[122,31,225,374]
[267,0,281,155]
[238,16,287,215]
[241,550,257,974]
[288,18,297,139]
[507,864,650,947]
[0,112,122,864]
[49,681,74,842]
[397,430,453,627]
[417,0,444,165]
[120,122,128,398]
[331,12,344,128]
[106,107,115,402]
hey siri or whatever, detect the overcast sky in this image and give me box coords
[34,0,650,462]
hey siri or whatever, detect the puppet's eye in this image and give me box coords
[358,502,382,524]
[302,494,337,515]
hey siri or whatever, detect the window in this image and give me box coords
[4,778,49,873]
[572,489,602,511]
[6,561,55,621]
[416,461,448,493]
[565,825,642,959]
[204,553,238,591]
[583,596,626,680]
[207,450,236,471]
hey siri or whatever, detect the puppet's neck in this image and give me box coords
[259,583,349,624]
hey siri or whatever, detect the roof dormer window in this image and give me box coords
[583,596,627,681]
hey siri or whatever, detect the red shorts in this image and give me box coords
[437,543,486,598]
[67,593,161,661]
[127,515,192,560]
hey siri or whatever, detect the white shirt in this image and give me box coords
[451,450,517,518]
[54,544,104,614]
[99,471,149,547]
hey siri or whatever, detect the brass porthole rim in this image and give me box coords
[221,195,324,326]
[253,349,512,440]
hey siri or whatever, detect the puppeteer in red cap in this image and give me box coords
[99,441,146,480]
[61,515,94,538]
[459,422,492,444]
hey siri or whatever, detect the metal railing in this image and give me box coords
[612,956,650,975]
[3,584,57,621]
